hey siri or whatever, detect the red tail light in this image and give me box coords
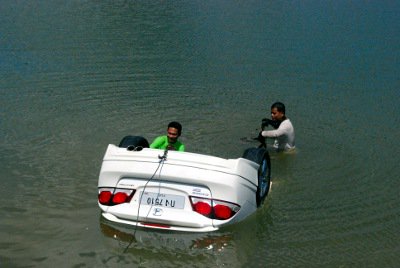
[193,201,212,216]
[112,192,130,204]
[98,188,135,206]
[190,197,239,220]
[213,204,232,220]
[99,191,112,205]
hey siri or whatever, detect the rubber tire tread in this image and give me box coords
[118,135,149,149]
[242,147,271,206]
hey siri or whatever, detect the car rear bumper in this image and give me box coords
[98,145,260,232]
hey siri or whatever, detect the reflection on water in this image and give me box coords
[100,219,233,254]
[99,218,242,267]
[98,199,275,266]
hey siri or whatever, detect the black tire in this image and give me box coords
[242,147,271,206]
[118,136,149,151]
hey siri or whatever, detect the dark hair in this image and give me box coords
[168,121,182,135]
[271,102,286,114]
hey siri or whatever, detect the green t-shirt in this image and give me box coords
[150,136,185,152]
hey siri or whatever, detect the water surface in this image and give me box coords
[1,1,399,267]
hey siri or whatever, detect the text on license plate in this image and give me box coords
[140,191,185,209]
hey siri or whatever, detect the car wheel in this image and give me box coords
[242,147,271,206]
[118,136,149,151]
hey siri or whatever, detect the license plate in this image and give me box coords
[139,191,185,209]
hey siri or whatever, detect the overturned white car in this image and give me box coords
[98,136,271,232]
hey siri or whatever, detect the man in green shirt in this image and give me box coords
[150,121,185,152]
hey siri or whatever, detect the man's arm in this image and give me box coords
[261,120,290,138]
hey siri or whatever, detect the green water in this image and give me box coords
[1,1,399,267]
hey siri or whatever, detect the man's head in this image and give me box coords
[167,121,182,144]
[270,102,286,121]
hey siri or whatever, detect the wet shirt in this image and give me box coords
[150,136,185,152]
[261,119,295,151]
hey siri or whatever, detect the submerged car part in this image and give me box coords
[98,136,271,232]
